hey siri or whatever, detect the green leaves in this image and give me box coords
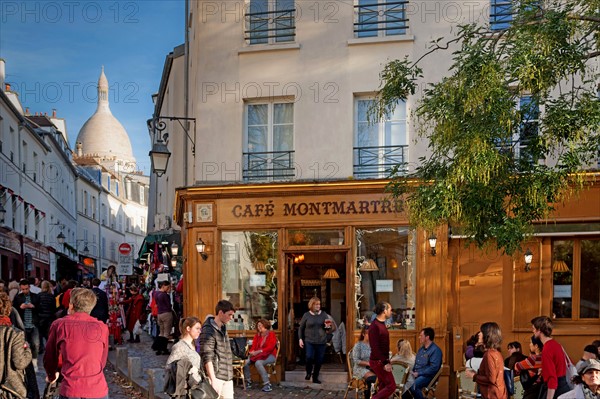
[378,0,599,255]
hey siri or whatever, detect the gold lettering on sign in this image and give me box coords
[231,199,402,218]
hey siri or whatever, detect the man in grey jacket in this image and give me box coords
[199,300,236,398]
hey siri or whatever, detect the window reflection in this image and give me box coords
[355,227,416,330]
[221,231,278,330]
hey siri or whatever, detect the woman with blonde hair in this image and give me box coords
[299,297,336,384]
[392,339,416,392]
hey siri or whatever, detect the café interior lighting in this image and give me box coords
[360,258,379,272]
[323,268,340,279]
[171,242,179,256]
[552,260,569,273]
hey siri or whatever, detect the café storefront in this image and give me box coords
[175,179,600,398]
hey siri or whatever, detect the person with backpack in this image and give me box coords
[532,316,572,399]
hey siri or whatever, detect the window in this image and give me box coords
[495,96,539,163]
[355,0,408,38]
[221,231,278,330]
[354,98,408,178]
[139,185,145,204]
[244,101,294,181]
[355,227,416,330]
[32,152,38,182]
[490,0,512,30]
[246,0,295,44]
[552,238,600,320]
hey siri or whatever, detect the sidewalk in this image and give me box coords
[110,333,349,398]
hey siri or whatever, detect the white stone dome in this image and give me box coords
[76,67,135,163]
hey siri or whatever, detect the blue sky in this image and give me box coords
[0,0,184,174]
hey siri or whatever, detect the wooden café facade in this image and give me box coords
[175,178,600,398]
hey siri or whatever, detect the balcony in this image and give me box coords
[354,145,408,179]
[245,8,295,44]
[243,150,295,181]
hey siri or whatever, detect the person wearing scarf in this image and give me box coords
[558,359,600,399]
[0,291,33,398]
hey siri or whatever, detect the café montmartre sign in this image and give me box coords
[213,194,407,226]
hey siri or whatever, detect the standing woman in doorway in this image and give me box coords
[299,297,336,384]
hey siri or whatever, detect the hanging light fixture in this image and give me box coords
[171,242,179,256]
[552,260,570,273]
[390,259,399,269]
[359,258,379,272]
[323,268,340,279]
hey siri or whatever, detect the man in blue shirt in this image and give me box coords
[410,327,442,399]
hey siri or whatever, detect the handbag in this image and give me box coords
[188,366,218,399]
[230,337,248,360]
[520,369,535,391]
[562,346,577,390]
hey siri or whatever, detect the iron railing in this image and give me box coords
[353,145,408,178]
[245,8,295,44]
[490,0,512,30]
[243,150,295,181]
[354,1,409,37]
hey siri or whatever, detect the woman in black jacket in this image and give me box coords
[37,280,57,353]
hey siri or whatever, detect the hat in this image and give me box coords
[577,359,600,375]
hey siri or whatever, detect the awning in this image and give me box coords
[137,229,181,262]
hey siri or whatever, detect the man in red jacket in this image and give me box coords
[44,288,109,399]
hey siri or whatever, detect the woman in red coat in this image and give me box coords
[121,285,145,343]
[466,322,507,399]
[243,319,278,392]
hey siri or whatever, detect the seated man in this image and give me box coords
[243,319,277,392]
[410,327,443,399]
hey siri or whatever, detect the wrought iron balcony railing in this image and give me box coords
[243,150,295,181]
[354,145,408,178]
[245,8,295,44]
[354,1,409,37]
[490,0,513,30]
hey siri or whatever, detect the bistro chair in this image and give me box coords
[513,376,524,399]
[344,346,367,399]
[391,360,411,398]
[231,339,249,389]
[422,367,443,399]
[457,369,478,399]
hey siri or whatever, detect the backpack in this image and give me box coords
[504,369,515,397]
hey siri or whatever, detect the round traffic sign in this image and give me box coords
[119,243,132,255]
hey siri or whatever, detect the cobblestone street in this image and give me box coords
[35,332,348,399]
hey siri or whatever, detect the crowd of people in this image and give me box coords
[0,269,186,399]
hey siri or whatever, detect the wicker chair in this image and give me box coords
[392,360,411,398]
[344,346,368,399]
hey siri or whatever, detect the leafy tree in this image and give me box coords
[374,0,600,255]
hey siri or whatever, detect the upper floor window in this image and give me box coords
[354,98,408,178]
[496,96,540,164]
[246,0,295,44]
[355,0,408,38]
[490,0,512,30]
[552,238,600,320]
[244,101,294,181]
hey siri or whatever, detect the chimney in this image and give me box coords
[25,107,30,116]
[44,112,47,117]
[0,59,5,90]
[5,83,10,92]
[52,109,56,118]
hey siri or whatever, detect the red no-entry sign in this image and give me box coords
[118,243,132,255]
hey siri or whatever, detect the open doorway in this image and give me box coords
[284,250,347,372]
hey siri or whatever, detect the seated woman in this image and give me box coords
[167,317,204,386]
[243,319,277,393]
[465,331,482,361]
[514,335,543,399]
[391,339,416,393]
[557,359,600,399]
[351,326,377,399]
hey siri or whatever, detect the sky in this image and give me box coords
[0,0,185,175]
